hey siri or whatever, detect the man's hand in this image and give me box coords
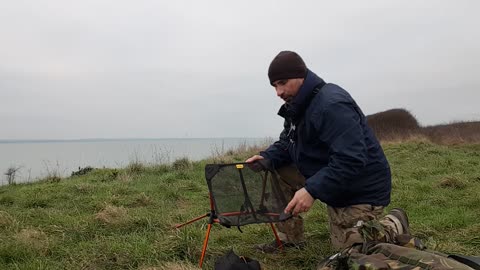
[284,188,315,216]
[245,155,264,163]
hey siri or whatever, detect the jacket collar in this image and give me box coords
[278,69,325,121]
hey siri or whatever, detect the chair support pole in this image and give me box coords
[199,223,212,268]
[270,223,284,250]
[174,213,209,229]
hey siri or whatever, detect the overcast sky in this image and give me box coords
[1,0,479,140]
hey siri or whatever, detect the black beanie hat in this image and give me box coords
[268,51,307,85]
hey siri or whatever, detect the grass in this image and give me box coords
[0,142,479,269]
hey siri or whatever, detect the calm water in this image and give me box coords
[0,138,268,185]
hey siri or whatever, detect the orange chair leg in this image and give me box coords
[199,223,212,268]
[174,213,209,229]
[269,223,283,250]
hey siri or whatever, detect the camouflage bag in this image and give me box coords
[317,218,478,270]
[318,237,476,270]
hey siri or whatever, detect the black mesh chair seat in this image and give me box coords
[205,160,291,227]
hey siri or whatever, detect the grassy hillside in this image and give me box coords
[1,142,479,269]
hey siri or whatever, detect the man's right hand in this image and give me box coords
[245,155,264,163]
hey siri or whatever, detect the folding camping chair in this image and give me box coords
[175,160,292,268]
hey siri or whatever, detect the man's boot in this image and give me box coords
[255,217,306,253]
[384,207,410,235]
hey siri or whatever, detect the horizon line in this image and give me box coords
[0,137,274,144]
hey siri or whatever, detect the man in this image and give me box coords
[246,51,409,251]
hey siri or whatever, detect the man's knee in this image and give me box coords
[327,204,384,249]
[276,164,305,191]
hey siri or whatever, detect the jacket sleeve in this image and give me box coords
[259,120,292,169]
[304,101,368,203]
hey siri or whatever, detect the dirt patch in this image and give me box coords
[129,192,153,207]
[14,228,49,254]
[437,177,467,189]
[95,204,129,225]
[74,183,94,193]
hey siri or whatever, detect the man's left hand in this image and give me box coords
[284,188,315,216]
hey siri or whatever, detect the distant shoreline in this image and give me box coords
[0,137,268,144]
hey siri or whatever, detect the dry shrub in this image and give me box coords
[95,204,129,225]
[367,108,421,141]
[71,166,95,177]
[14,228,49,254]
[367,108,480,145]
[423,121,480,145]
[438,177,467,189]
[173,157,192,171]
[4,166,21,185]
[100,169,119,182]
[117,172,133,182]
[45,175,62,183]
[127,162,144,174]
[380,134,431,145]
[0,211,16,228]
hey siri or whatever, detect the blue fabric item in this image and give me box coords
[260,70,391,207]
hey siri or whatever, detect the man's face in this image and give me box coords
[272,78,304,103]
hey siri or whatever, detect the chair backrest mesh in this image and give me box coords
[205,160,291,227]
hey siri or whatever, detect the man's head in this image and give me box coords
[268,51,307,103]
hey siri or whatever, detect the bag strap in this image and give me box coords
[448,255,480,270]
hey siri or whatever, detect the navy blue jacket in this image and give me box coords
[260,70,391,208]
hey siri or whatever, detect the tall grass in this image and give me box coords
[209,138,273,163]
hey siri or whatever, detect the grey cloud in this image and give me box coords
[1,0,479,139]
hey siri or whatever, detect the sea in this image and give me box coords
[0,138,269,185]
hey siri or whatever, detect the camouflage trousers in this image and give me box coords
[276,165,402,249]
